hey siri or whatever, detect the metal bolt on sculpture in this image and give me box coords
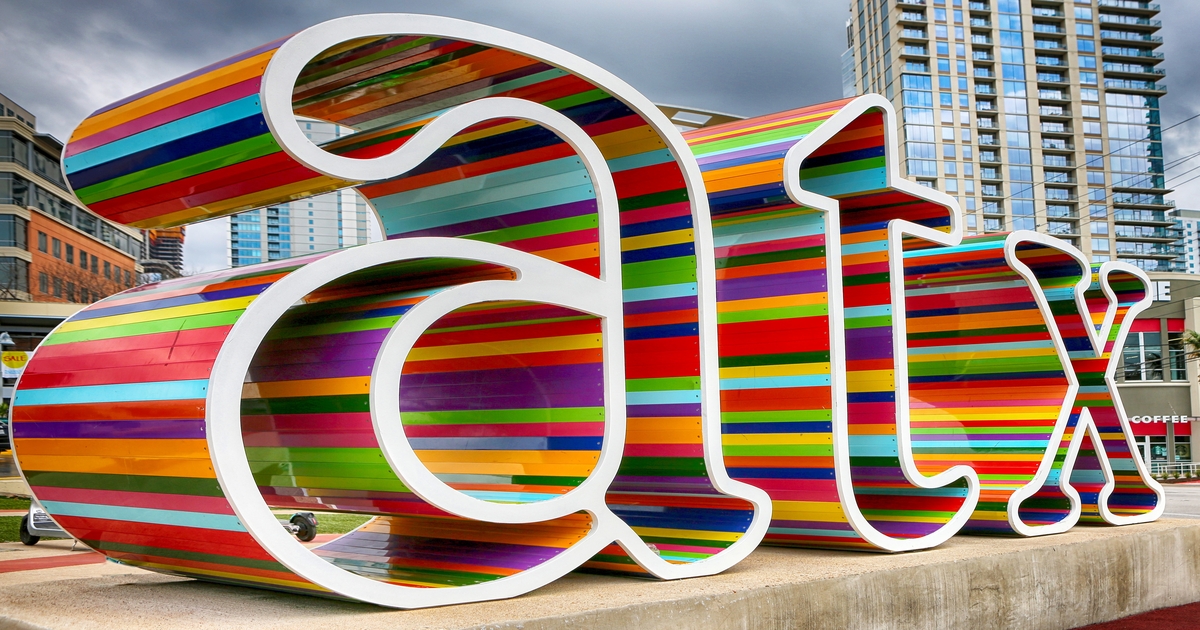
[10,14,1163,608]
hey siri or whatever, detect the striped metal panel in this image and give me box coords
[19,20,760,600]
[1009,244,1160,526]
[685,101,975,549]
[687,102,848,546]
[686,99,1161,546]
[903,236,1071,532]
[15,259,326,594]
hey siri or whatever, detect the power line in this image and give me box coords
[971,136,1200,249]
[1054,155,1200,225]
[1001,149,1200,237]
[988,112,1200,205]
[1164,149,1200,171]
[1059,164,1200,232]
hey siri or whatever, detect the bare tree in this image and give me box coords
[39,258,127,303]
[0,259,29,301]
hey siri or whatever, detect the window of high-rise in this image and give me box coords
[227,119,375,268]
[845,0,1180,272]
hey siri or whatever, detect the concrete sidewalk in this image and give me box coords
[0,477,30,497]
[0,519,1198,629]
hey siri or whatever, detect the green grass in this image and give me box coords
[0,516,19,543]
[0,497,30,541]
[0,497,30,510]
[315,513,372,534]
[272,511,372,535]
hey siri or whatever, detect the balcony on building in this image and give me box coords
[974,67,996,79]
[1113,175,1170,195]
[1040,121,1073,136]
[1104,78,1168,95]
[1032,22,1067,35]
[1100,30,1163,46]
[900,11,928,24]
[980,167,1002,180]
[975,83,997,96]
[1036,71,1069,86]
[1039,105,1072,120]
[1127,258,1186,273]
[1044,187,1076,203]
[971,34,994,46]
[1047,221,1081,237]
[1114,224,1182,243]
[1036,89,1069,103]
[1102,62,1166,80]
[1047,204,1079,219]
[981,183,1004,198]
[973,50,995,61]
[1034,39,1067,51]
[1041,137,1074,152]
[1098,0,1160,14]
[968,1,990,13]
[1043,170,1076,185]
[969,17,992,28]
[1114,208,1176,228]
[977,116,998,129]
[1031,6,1066,20]
[1099,13,1162,31]
[1046,156,1078,172]
[980,150,1001,163]
[902,44,931,58]
[1101,45,1164,63]
[1113,192,1175,209]
[1115,241,1181,260]
[901,27,929,41]
[1035,55,1067,69]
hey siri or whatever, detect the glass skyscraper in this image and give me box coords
[844,0,1180,271]
[227,120,373,267]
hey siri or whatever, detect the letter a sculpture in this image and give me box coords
[10,14,1162,608]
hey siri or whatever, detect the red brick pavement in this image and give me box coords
[1080,602,1200,629]
[0,552,104,573]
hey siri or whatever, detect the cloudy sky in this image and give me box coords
[0,0,1197,271]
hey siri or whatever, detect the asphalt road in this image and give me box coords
[0,451,13,478]
[1164,483,1200,519]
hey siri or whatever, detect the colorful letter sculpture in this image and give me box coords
[10,14,1162,608]
[685,98,980,550]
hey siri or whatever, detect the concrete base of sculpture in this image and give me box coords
[2,520,1199,629]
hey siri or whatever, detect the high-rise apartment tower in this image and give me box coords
[844,0,1179,272]
[143,227,185,275]
[227,120,373,267]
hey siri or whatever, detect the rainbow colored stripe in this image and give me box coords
[20,19,762,600]
[15,259,323,593]
[692,103,849,545]
[686,101,977,549]
[62,38,318,229]
[684,99,1161,547]
[902,235,1071,532]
